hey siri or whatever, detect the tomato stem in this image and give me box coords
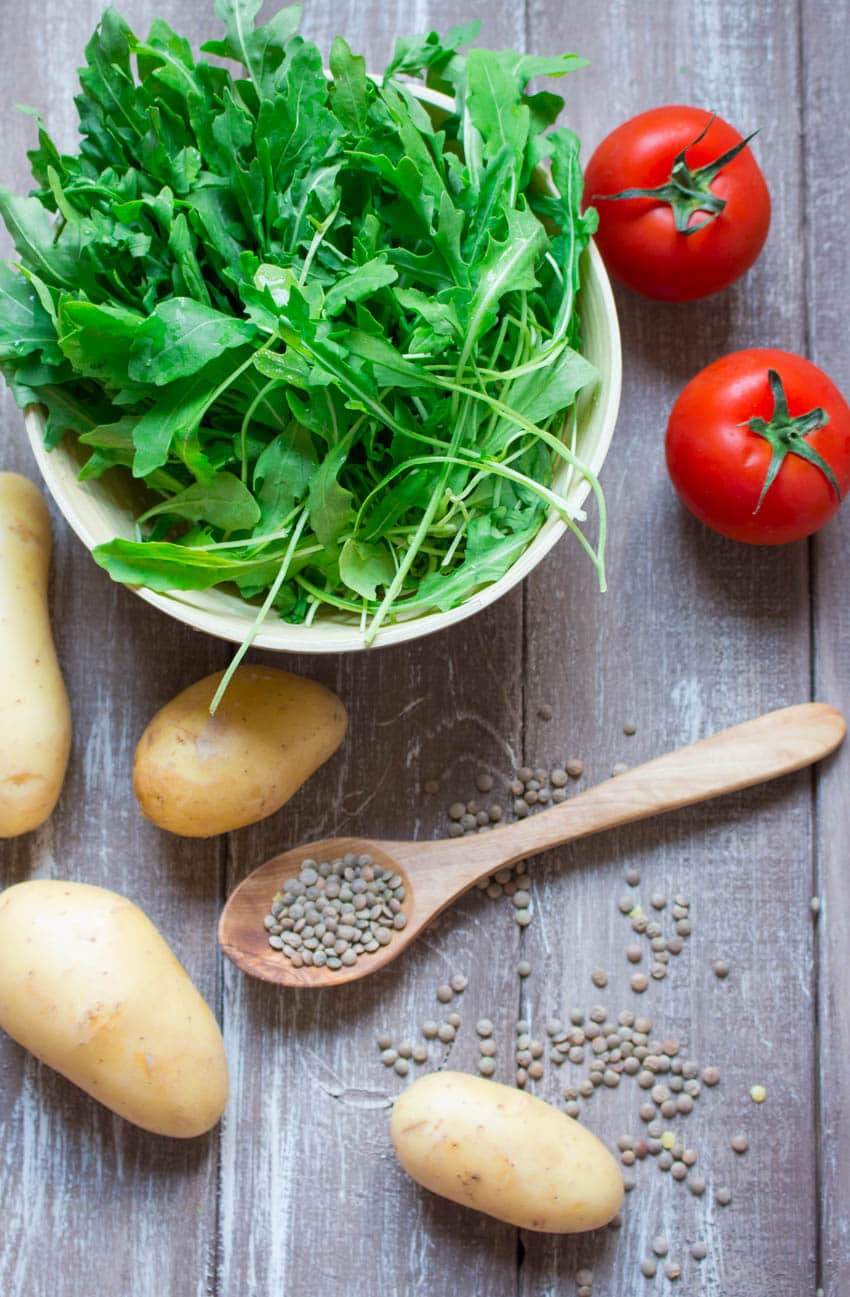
[748,369,838,514]
[592,114,759,236]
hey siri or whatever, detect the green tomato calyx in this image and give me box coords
[748,368,838,514]
[594,115,758,236]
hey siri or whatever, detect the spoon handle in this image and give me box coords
[473,703,844,873]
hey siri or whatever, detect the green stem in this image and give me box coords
[209,508,309,715]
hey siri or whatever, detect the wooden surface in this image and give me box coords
[0,1,846,1294]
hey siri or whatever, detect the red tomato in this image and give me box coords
[583,106,770,301]
[665,350,850,545]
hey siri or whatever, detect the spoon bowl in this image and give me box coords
[218,703,845,988]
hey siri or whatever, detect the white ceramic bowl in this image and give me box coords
[24,92,621,654]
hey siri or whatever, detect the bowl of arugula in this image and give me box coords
[4,5,621,656]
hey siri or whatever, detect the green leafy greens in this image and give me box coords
[0,2,605,647]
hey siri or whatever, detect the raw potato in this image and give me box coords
[0,880,228,1138]
[0,473,71,836]
[391,1070,623,1232]
[133,664,347,837]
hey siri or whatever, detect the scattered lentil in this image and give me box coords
[591,968,609,988]
[423,779,439,795]
[448,802,466,821]
[537,704,553,721]
[476,1018,494,1038]
[671,1162,687,1181]
[688,1176,706,1197]
[394,1058,410,1077]
[625,868,641,886]
[626,945,643,964]
[421,1020,438,1040]
[731,1133,749,1154]
[381,1049,398,1066]
[612,762,629,776]
[412,1044,428,1064]
[517,960,532,978]
[811,896,821,915]
[479,1039,496,1058]
[478,1058,496,1077]
[664,1262,681,1281]
[712,959,729,979]
[376,1033,392,1050]
[750,1084,767,1104]
[690,1243,707,1261]
[566,759,584,779]
[437,984,454,1004]
[716,1186,732,1206]
[437,1023,456,1044]
[640,1259,657,1279]
[631,973,649,993]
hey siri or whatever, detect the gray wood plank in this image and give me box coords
[0,4,226,1295]
[519,2,816,1294]
[803,1,850,1292]
[216,7,531,1295]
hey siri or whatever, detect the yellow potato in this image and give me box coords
[133,664,347,837]
[0,880,227,1138]
[391,1070,623,1232]
[0,473,71,836]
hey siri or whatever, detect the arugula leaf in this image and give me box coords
[253,422,317,528]
[129,297,256,385]
[339,538,393,599]
[139,469,260,529]
[93,535,286,591]
[329,36,368,134]
[324,258,398,317]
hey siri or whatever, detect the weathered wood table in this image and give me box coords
[1,1,846,1293]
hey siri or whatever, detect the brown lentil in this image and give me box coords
[640,1259,657,1279]
[690,1242,707,1261]
[688,1175,706,1196]
[713,958,729,978]
[664,1262,681,1281]
[731,1133,749,1154]
[716,1186,732,1205]
[631,973,649,993]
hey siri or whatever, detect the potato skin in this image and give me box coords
[391,1071,623,1232]
[0,880,228,1138]
[0,473,71,837]
[133,664,347,837]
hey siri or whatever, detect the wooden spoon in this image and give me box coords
[218,703,844,988]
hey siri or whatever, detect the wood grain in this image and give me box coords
[0,1,844,1295]
[803,1,850,1291]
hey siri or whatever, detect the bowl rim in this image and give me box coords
[23,84,622,655]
